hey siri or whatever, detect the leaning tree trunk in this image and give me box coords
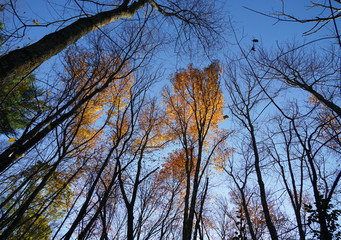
[0,0,146,87]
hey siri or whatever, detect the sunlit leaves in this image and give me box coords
[63,47,134,152]
[161,62,227,184]
[163,61,224,141]
[159,62,228,238]
[157,148,197,184]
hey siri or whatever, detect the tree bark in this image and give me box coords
[127,206,134,240]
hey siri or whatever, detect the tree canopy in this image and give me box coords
[0,1,340,240]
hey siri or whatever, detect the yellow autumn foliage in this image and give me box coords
[163,62,224,141]
[64,48,134,152]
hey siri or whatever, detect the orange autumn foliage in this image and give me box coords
[156,62,228,215]
[156,148,197,184]
[159,62,227,185]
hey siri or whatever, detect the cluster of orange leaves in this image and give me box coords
[155,148,197,185]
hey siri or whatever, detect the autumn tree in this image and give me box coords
[162,62,229,240]
[0,33,158,239]
[57,58,160,240]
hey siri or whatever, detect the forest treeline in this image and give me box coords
[0,0,340,239]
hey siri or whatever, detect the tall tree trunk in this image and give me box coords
[247,114,279,240]
[240,190,258,240]
[127,206,134,240]
[183,144,203,240]
[0,0,146,87]
[193,177,208,240]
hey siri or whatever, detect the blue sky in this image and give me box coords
[226,0,327,44]
[10,1,331,46]
[6,0,336,59]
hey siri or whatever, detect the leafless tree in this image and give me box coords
[224,57,280,240]
[252,43,340,239]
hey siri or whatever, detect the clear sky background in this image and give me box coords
[227,0,318,44]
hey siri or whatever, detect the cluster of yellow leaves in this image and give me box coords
[64,48,134,152]
[163,62,224,141]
